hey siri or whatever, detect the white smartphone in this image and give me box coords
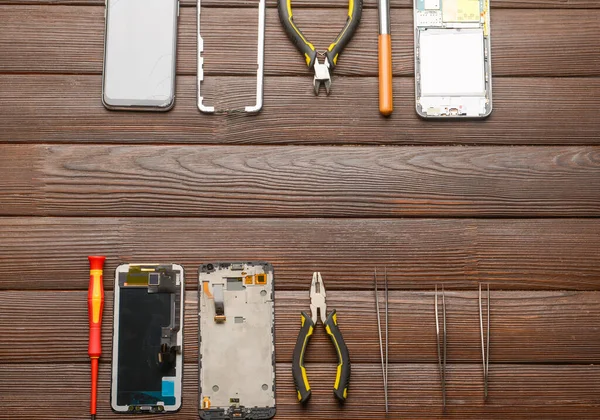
[414,0,492,118]
[102,0,179,111]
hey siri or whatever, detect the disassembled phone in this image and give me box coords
[102,0,179,111]
[199,262,276,420]
[111,263,184,413]
[414,0,492,117]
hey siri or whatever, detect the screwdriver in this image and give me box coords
[378,0,393,116]
[88,256,106,420]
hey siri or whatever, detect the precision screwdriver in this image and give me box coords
[378,0,393,115]
[88,256,106,420]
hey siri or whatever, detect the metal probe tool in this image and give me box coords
[374,269,389,413]
[384,267,389,413]
[378,0,393,115]
[479,283,491,400]
[88,256,106,420]
[435,284,447,411]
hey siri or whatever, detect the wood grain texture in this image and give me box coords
[1,290,599,364]
[2,363,600,419]
[1,145,599,216]
[0,218,599,290]
[2,6,600,77]
[1,0,599,416]
[2,75,600,145]
[2,0,600,8]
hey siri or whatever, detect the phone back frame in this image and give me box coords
[198,262,276,420]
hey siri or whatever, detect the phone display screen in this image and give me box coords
[111,264,184,413]
[116,288,174,406]
[103,0,178,109]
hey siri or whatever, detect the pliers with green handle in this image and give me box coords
[292,272,351,403]
[278,0,363,95]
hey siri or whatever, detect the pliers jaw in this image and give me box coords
[309,271,327,324]
[313,58,332,96]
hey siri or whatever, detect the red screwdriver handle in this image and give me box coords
[88,256,105,419]
[88,256,105,359]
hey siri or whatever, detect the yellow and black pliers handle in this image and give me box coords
[278,0,363,71]
[292,310,351,403]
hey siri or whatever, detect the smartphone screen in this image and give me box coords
[103,0,179,110]
[414,0,492,118]
[116,289,174,406]
[111,264,184,413]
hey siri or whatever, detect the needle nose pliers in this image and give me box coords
[292,272,351,403]
[278,0,363,95]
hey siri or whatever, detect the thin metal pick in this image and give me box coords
[479,283,490,400]
[435,284,447,411]
[374,269,388,412]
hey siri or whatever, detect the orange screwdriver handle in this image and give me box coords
[378,33,393,116]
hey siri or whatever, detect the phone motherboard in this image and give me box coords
[414,0,492,117]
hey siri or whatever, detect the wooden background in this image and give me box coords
[1,0,599,418]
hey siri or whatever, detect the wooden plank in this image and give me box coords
[2,7,600,77]
[2,75,600,145]
[0,218,598,290]
[1,290,599,364]
[1,145,599,216]
[2,0,600,9]
[1,363,600,418]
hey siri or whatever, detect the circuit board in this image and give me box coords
[414,0,492,117]
[198,262,276,420]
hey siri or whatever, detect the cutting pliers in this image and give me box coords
[292,272,351,403]
[278,0,363,95]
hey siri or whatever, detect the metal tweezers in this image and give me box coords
[374,268,389,414]
[197,0,265,113]
[435,284,447,411]
[479,283,490,400]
